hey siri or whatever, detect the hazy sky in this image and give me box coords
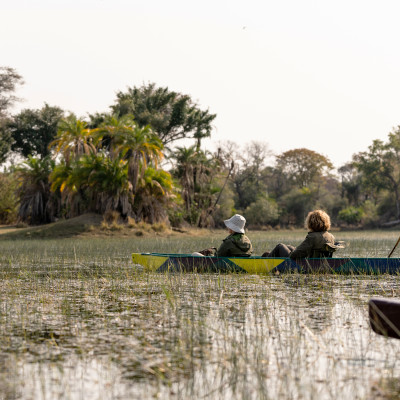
[2,0,400,168]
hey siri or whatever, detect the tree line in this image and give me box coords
[1,66,399,229]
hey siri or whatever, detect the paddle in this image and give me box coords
[388,236,400,258]
[369,298,400,339]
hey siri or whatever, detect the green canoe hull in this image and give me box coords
[132,253,400,274]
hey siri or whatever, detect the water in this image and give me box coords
[0,234,400,399]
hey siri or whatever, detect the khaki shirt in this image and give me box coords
[289,231,335,259]
[216,233,253,257]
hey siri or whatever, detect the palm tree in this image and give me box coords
[171,146,222,226]
[134,167,173,223]
[171,145,198,212]
[91,114,135,158]
[17,156,59,224]
[51,153,132,217]
[49,114,96,165]
[79,153,132,216]
[94,114,164,194]
[50,160,84,217]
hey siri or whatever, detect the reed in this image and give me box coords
[0,232,400,399]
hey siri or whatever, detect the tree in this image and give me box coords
[134,167,173,223]
[280,187,315,225]
[9,104,64,158]
[0,172,19,223]
[171,145,198,213]
[0,66,24,163]
[49,114,96,165]
[338,206,364,225]
[0,123,12,164]
[229,141,271,210]
[245,196,279,227]
[111,83,216,149]
[93,114,164,194]
[49,160,81,217]
[276,148,333,188]
[353,128,400,219]
[171,145,222,226]
[73,154,132,216]
[50,154,133,217]
[16,156,59,224]
[338,162,363,206]
[0,66,23,118]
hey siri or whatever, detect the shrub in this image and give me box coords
[151,222,168,232]
[338,206,364,225]
[245,197,279,227]
[103,210,120,224]
[127,216,136,228]
[0,173,19,224]
[360,200,379,226]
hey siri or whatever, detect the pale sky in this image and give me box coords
[2,0,400,168]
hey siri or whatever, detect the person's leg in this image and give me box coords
[267,243,294,257]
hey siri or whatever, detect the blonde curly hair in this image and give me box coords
[305,209,331,232]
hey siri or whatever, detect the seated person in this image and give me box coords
[263,209,337,259]
[194,214,253,257]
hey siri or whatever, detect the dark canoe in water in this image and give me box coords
[369,298,400,339]
[131,253,400,274]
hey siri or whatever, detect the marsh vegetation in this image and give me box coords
[1,231,400,399]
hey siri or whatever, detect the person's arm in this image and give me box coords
[289,233,314,259]
[216,238,235,257]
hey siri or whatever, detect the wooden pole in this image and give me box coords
[388,236,400,258]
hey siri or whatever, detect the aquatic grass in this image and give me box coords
[0,233,400,398]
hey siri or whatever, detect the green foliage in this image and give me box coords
[49,114,96,165]
[338,206,364,225]
[16,156,59,224]
[0,120,12,164]
[212,185,236,227]
[134,167,173,223]
[76,153,132,216]
[276,148,333,188]
[353,128,400,219]
[219,141,270,210]
[51,154,132,217]
[0,66,23,118]
[111,83,216,148]
[232,165,267,210]
[0,67,23,163]
[281,187,315,225]
[94,114,164,194]
[338,201,378,226]
[9,104,64,158]
[170,145,223,227]
[0,172,19,223]
[338,162,362,206]
[360,200,379,226]
[245,197,279,227]
[47,114,168,222]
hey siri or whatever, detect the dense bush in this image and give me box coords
[0,173,19,224]
[245,197,279,228]
[338,206,364,225]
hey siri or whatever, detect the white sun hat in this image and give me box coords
[224,214,246,234]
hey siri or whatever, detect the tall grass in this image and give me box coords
[0,232,400,399]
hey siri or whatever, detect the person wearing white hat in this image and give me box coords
[194,214,253,257]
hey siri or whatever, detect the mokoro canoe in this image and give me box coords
[131,253,400,274]
[369,298,400,339]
